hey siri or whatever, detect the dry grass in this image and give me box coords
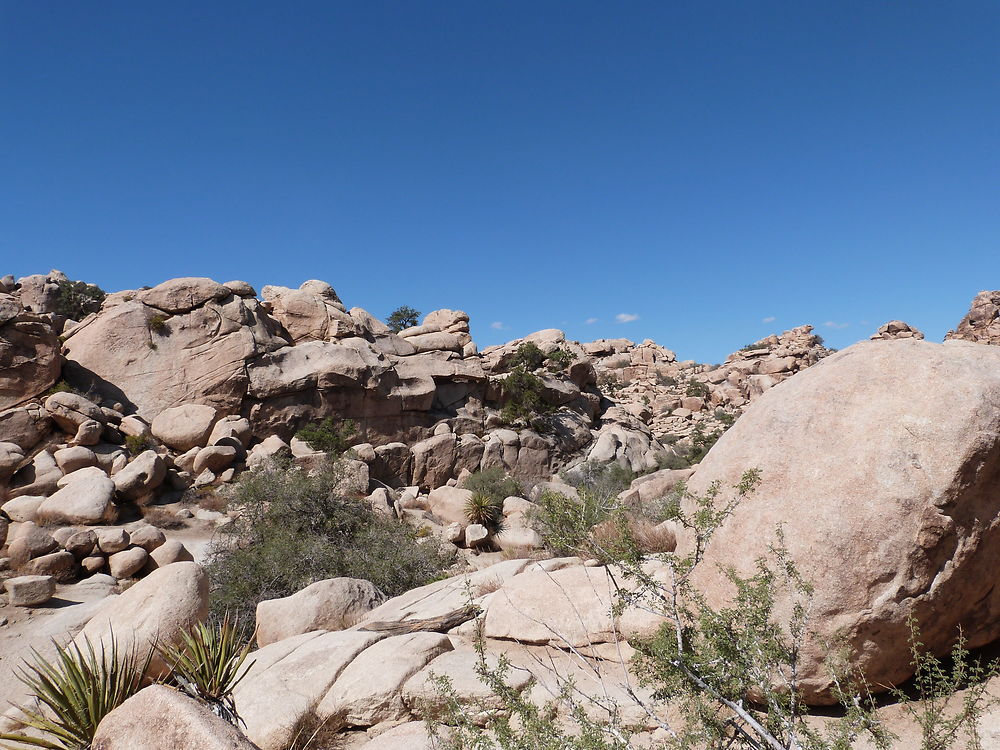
[141,506,187,530]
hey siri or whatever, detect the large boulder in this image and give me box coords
[62,282,287,420]
[260,282,361,342]
[255,578,387,647]
[112,450,167,499]
[685,339,1000,704]
[91,684,261,749]
[0,308,61,410]
[151,404,219,452]
[73,561,208,677]
[36,470,117,525]
[44,391,106,433]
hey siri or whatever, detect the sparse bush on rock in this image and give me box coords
[54,279,105,320]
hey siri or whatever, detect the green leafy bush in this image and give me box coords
[294,418,357,455]
[124,434,153,456]
[0,636,150,749]
[54,280,105,320]
[43,380,76,397]
[545,348,575,372]
[386,305,420,333]
[499,369,550,426]
[148,314,168,333]
[461,468,523,504]
[685,379,710,398]
[206,458,454,630]
[508,342,546,371]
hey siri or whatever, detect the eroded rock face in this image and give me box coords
[255,578,387,647]
[0,306,62,410]
[947,290,1000,345]
[686,339,1000,704]
[62,282,288,420]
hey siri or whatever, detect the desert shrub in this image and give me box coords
[141,506,187,529]
[0,636,150,749]
[655,371,678,387]
[660,432,680,445]
[597,372,623,396]
[714,407,736,427]
[685,379,710,398]
[545,348,575,372]
[499,369,550,426]
[652,449,691,470]
[739,341,770,352]
[124,434,153,456]
[294,417,356,455]
[464,492,505,531]
[156,615,253,726]
[43,380,76,397]
[508,341,546,371]
[54,279,105,320]
[386,305,420,333]
[687,424,723,464]
[461,468,523,504]
[148,313,168,333]
[206,458,454,630]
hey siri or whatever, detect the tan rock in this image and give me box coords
[255,578,387,647]
[37,471,116,525]
[112,450,166,500]
[151,404,219,451]
[138,277,231,313]
[108,547,148,579]
[4,574,55,606]
[91,684,261,750]
[686,339,1000,703]
[0,310,61,411]
[410,433,457,489]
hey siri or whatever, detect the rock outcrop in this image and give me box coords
[686,338,1000,703]
[947,290,1000,345]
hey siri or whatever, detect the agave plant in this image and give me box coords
[155,616,254,726]
[0,634,150,750]
[464,491,505,532]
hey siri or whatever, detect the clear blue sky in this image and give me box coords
[2,2,998,362]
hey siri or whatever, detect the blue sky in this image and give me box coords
[2,2,998,362]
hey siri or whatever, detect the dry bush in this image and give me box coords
[141,506,187,530]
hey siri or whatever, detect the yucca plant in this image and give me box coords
[0,634,150,750]
[464,491,505,532]
[155,616,254,726]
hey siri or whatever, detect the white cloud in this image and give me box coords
[615,313,639,323]
[823,321,850,329]
[585,317,599,325]
[762,316,776,323]
[490,321,507,330]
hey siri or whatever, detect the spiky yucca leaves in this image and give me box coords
[155,616,254,726]
[464,491,505,532]
[0,635,150,750]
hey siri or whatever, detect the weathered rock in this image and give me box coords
[151,404,219,451]
[63,291,286,421]
[1,494,45,522]
[143,539,194,573]
[127,524,166,552]
[95,527,130,554]
[464,523,489,547]
[112,450,166,499]
[73,419,103,446]
[233,630,382,750]
[0,404,51,452]
[0,310,61,410]
[256,578,388,647]
[138,277,231,313]
[425,486,473,526]
[871,320,924,341]
[261,282,359,342]
[53,446,98,474]
[4,575,55,606]
[8,450,62,498]
[686,339,1000,703]
[36,471,116,525]
[117,415,151,438]
[44,391,106,433]
[314,632,454,731]
[91,684,261,750]
[410,433,457,488]
[946,290,1000,345]
[74,561,208,678]
[192,445,237,475]
[0,441,25,480]
[9,521,57,558]
[108,547,149,579]
[22,550,76,580]
[64,529,98,558]
[208,415,252,446]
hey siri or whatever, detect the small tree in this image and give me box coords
[386,305,421,333]
[54,280,105,320]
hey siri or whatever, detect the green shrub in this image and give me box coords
[597,372,623,396]
[687,424,723,464]
[295,418,357,455]
[461,468,523,504]
[545,348,575,372]
[714,408,736,427]
[124,434,153,456]
[0,636,150,749]
[206,458,454,631]
[499,369,550,426]
[43,380,75,397]
[156,615,253,726]
[148,314,168,333]
[685,379,710,398]
[386,305,420,333]
[739,341,770,352]
[655,372,678,387]
[54,280,105,320]
[508,341,546,371]
[464,492,505,531]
